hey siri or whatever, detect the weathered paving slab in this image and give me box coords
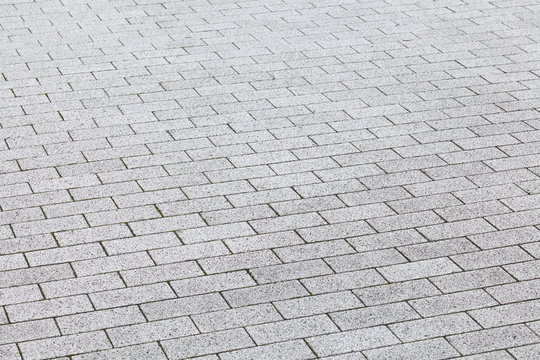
[1,0,540,358]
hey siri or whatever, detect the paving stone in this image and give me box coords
[409,290,499,317]
[107,317,199,347]
[198,250,281,274]
[57,306,146,335]
[354,279,441,306]
[223,280,309,307]
[6,295,93,322]
[89,283,176,309]
[363,338,460,360]
[192,304,281,333]
[149,241,230,265]
[73,343,167,360]
[41,273,125,298]
[247,315,339,345]
[0,319,59,345]
[141,293,230,321]
[170,271,256,297]
[330,302,420,330]
[430,267,515,293]
[348,229,426,252]
[510,344,540,360]
[469,299,540,328]
[0,284,42,306]
[19,331,111,360]
[0,344,21,360]
[397,238,478,261]
[274,239,355,262]
[451,246,533,270]
[454,351,514,360]
[103,233,182,255]
[301,269,387,294]
[0,264,74,288]
[250,259,333,283]
[389,313,481,342]
[161,329,254,359]
[418,219,496,240]
[72,252,154,276]
[448,325,540,356]
[504,260,540,281]
[219,340,314,360]
[486,279,540,304]
[378,258,461,282]
[274,291,362,319]
[307,326,400,357]
[468,227,540,249]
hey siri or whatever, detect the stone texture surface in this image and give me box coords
[1,0,540,358]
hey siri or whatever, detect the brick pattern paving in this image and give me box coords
[1,0,540,358]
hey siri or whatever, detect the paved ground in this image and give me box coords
[1,0,540,359]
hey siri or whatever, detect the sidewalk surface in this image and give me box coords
[1,0,540,359]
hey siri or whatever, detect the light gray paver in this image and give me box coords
[1,0,540,358]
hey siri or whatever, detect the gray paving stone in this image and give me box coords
[19,331,111,360]
[198,250,281,274]
[410,290,499,317]
[149,241,229,265]
[72,343,167,360]
[192,304,281,333]
[348,229,427,252]
[504,260,540,281]
[468,227,540,249]
[469,299,540,328]
[510,344,540,360]
[301,269,386,294]
[274,291,362,319]
[219,340,314,360]
[6,295,93,322]
[106,317,199,347]
[451,246,533,270]
[486,279,540,304]
[354,279,441,306]
[0,344,21,360]
[170,271,255,297]
[103,233,182,255]
[448,325,540,356]
[0,263,74,288]
[307,326,400,357]
[0,319,59,345]
[397,238,478,261]
[454,351,514,360]
[274,239,355,262]
[246,315,338,345]
[161,329,254,359]
[57,306,146,335]
[389,313,481,342]
[363,338,460,360]
[141,293,230,321]
[40,273,125,298]
[250,259,333,284]
[418,218,496,240]
[330,302,419,330]
[89,283,176,309]
[326,249,407,273]
[72,252,154,276]
[378,258,461,282]
[430,267,515,293]
[223,280,309,307]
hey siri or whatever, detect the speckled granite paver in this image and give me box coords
[1,0,540,358]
